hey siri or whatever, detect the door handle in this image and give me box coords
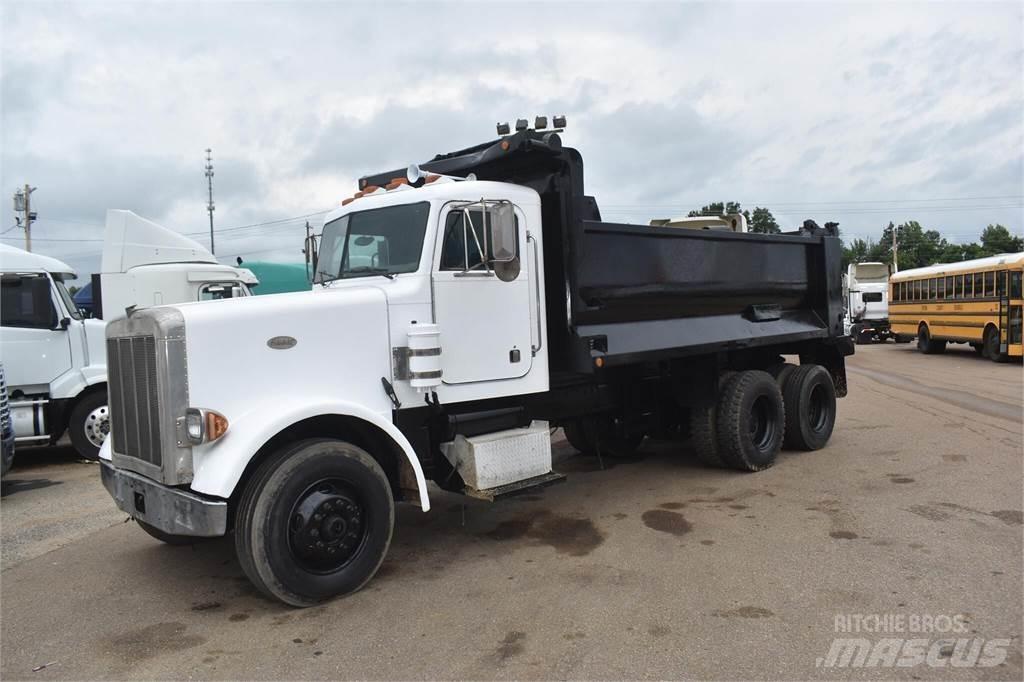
[528,231,542,357]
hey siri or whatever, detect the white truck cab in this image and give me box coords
[0,244,109,458]
[843,261,895,344]
[96,210,256,320]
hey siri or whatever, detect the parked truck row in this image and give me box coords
[0,210,256,460]
[97,122,854,606]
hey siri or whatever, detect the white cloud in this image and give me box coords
[1,0,1021,277]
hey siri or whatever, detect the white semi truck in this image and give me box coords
[843,261,897,344]
[99,123,853,606]
[95,210,257,320]
[0,212,258,460]
[0,245,109,459]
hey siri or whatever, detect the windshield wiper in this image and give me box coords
[342,267,396,280]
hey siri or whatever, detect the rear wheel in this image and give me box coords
[716,371,785,472]
[781,365,837,450]
[68,390,109,461]
[688,402,727,468]
[235,439,394,607]
[917,325,946,355]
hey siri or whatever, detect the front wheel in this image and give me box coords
[235,439,394,607]
[68,390,109,460]
[917,325,946,355]
[983,326,1007,363]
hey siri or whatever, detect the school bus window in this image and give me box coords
[996,271,1006,296]
[1011,271,1022,298]
[984,271,995,296]
[973,273,982,297]
[945,276,953,299]
[956,275,964,298]
[929,278,937,299]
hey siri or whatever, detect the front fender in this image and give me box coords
[188,400,431,512]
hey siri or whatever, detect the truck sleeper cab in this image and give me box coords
[100,125,853,606]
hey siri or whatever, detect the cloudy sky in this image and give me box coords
[2,1,1021,279]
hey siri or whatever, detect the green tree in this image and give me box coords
[841,237,873,269]
[748,207,780,234]
[687,201,743,217]
[979,224,1023,255]
[68,285,80,296]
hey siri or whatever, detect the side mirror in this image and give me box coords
[59,317,71,330]
[304,234,319,282]
[489,203,517,263]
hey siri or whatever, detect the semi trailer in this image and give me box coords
[99,121,854,606]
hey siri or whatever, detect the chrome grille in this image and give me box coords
[107,336,162,466]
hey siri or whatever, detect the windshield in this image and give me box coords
[53,276,82,320]
[315,202,430,283]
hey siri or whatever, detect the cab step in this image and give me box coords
[464,471,566,502]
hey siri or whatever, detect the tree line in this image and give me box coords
[687,202,1022,270]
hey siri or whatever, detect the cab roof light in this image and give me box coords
[341,197,355,206]
[386,177,409,190]
[362,185,381,194]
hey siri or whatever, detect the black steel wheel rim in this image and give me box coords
[749,395,776,450]
[288,479,369,574]
[807,384,828,432]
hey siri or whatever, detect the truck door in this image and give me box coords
[0,274,73,388]
[432,201,534,384]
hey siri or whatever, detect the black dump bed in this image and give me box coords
[361,128,850,377]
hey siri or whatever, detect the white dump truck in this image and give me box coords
[99,122,853,606]
[95,210,257,320]
[843,261,896,344]
[0,244,109,459]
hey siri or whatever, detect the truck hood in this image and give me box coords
[84,318,108,368]
[173,287,394,423]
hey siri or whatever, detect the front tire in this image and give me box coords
[68,390,109,461]
[917,325,946,355]
[983,326,1007,363]
[781,365,837,451]
[716,371,785,472]
[235,439,394,607]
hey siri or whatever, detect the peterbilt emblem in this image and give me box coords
[267,336,297,350]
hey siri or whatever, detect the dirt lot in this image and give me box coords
[1,344,1021,680]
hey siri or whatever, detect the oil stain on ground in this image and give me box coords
[484,510,604,556]
[493,631,526,662]
[106,622,206,663]
[830,530,858,539]
[712,606,774,618]
[641,509,692,536]
[990,510,1023,525]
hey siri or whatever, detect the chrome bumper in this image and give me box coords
[100,461,227,537]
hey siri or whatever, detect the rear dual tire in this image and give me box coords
[692,365,837,470]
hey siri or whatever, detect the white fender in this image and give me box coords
[188,400,430,511]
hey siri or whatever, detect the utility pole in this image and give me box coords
[891,222,899,273]
[205,148,215,254]
[13,185,36,252]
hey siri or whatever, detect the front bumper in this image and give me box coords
[101,461,227,537]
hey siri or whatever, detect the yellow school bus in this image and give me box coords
[889,252,1023,361]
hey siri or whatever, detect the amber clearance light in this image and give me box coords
[184,408,229,445]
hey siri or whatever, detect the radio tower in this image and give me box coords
[204,148,216,254]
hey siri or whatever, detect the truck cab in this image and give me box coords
[95,209,256,320]
[844,261,894,343]
[0,244,109,459]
